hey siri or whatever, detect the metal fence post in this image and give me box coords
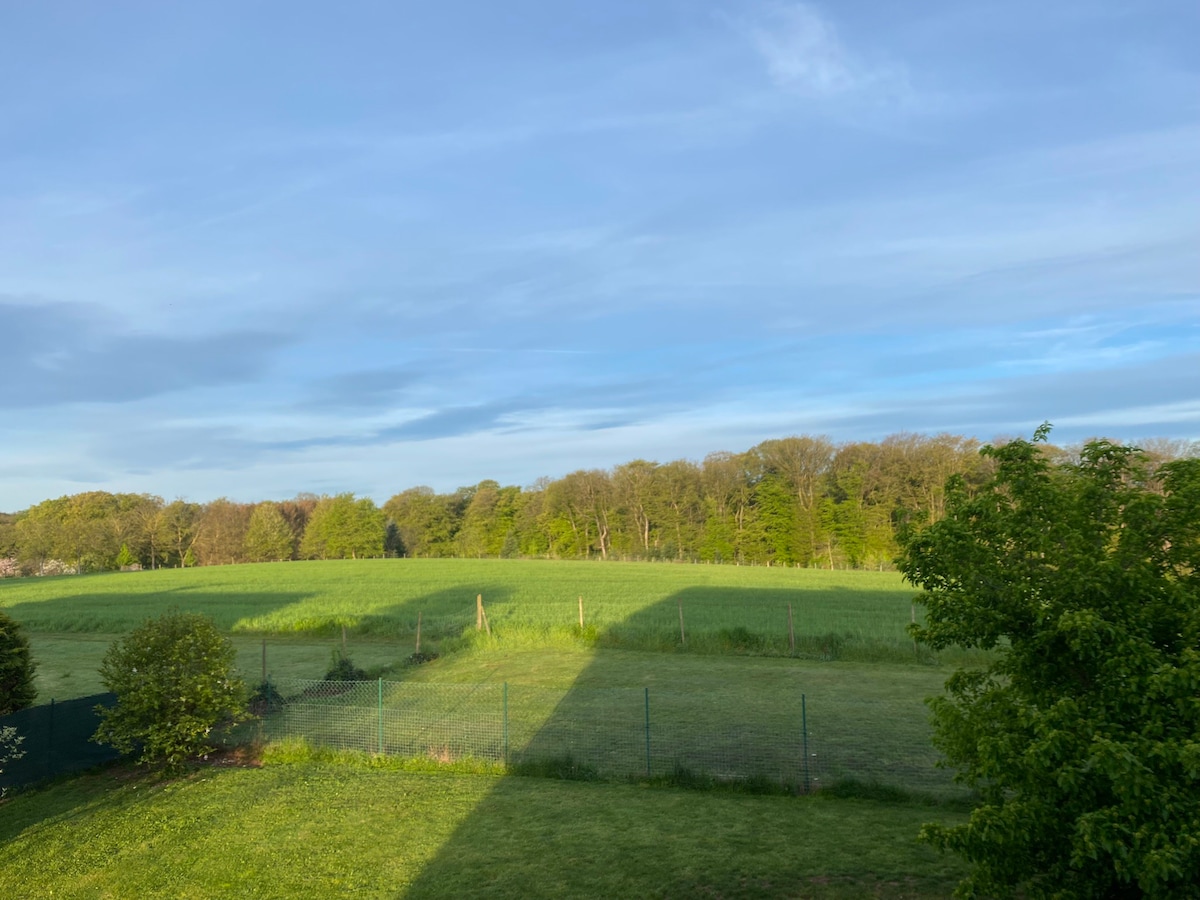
[503,682,509,767]
[378,678,384,755]
[802,693,811,793]
[46,698,55,778]
[644,687,651,778]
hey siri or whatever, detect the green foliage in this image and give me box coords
[0,724,24,792]
[323,649,368,681]
[244,503,295,562]
[114,543,135,568]
[0,610,36,715]
[300,494,385,560]
[248,680,285,715]
[94,611,248,770]
[901,427,1200,898]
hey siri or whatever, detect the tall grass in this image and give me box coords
[0,558,977,663]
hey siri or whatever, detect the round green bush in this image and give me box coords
[94,611,247,769]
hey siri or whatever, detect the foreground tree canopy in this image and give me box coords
[901,426,1200,898]
[94,611,247,770]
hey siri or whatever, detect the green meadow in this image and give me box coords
[0,557,967,670]
[0,559,976,896]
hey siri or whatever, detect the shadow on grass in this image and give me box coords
[401,589,839,897]
[6,587,319,634]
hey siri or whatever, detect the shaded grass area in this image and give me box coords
[258,648,960,797]
[0,753,967,898]
[26,632,413,702]
[402,647,957,795]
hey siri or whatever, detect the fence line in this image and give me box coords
[262,677,962,796]
[0,693,119,791]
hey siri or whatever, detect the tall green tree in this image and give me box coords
[383,487,460,557]
[244,503,296,562]
[300,494,385,560]
[901,427,1200,898]
[162,499,201,567]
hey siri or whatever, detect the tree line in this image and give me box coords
[1,433,1195,577]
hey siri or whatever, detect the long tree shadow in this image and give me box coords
[5,586,320,634]
[398,584,924,898]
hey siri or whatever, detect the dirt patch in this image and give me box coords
[201,745,264,768]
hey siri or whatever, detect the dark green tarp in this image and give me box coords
[1,693,120,791]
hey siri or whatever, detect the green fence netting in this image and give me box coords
[0,693,120,791]
[261,678,963,796]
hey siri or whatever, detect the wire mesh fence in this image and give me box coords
[262,677,963,797]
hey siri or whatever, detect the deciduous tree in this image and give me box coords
[901,426,1200,898]
[300,494,385,560]
[244,502,295,562]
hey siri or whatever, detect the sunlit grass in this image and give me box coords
[0,558,953,664]
[0,754,967,898]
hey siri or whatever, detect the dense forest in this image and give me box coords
[2,433,1195,577]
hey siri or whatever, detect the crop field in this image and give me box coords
[0,557,968,664]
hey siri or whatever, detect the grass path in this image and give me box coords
[0,753,966,898]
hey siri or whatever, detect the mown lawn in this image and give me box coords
[0,751,968,898]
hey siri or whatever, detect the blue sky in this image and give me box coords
[2,0,1198,509]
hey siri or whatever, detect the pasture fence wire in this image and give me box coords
[261,677,963,797]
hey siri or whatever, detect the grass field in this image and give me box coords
[0,750,968,898]
[3,559,972,795]
[0,558,979,667]
[1,559,977,895]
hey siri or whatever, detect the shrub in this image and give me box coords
[248,680,285,716]
[94,611,247,770]
[0,610,36,715]
[324,650,368,681]
[0,725,23,797]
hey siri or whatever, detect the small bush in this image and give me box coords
[0,724,24,797]
[717,626,760,653]
[824,777,914,803]
[94,611,248,770]
[642,762,787,795]
[324,650,368,681]
[248,681,285,716]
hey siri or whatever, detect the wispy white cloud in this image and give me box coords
[732,2,907,100]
